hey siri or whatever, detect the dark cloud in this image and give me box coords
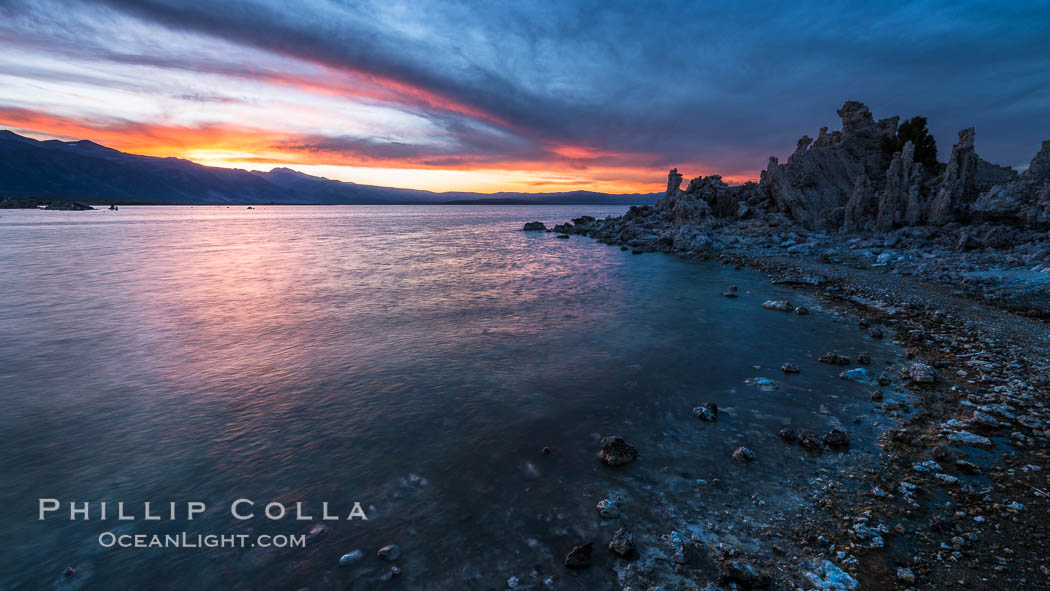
[3,0,1049,174]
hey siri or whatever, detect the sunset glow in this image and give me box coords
[1,1,1046,193]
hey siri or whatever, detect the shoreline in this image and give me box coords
[535,217,1049,589]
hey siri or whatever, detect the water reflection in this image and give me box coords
[0,206,902,590]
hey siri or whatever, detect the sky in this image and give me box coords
[0,0,1048,193]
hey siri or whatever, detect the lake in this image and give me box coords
[0,205,903,589]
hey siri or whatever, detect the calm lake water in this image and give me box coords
[0,205,903,590]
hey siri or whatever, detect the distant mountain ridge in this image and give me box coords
[0,130,658,205]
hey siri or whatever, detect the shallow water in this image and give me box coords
[0,205,904,589]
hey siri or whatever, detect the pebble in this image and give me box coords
[339,550,364,566]
[377,544,400,561]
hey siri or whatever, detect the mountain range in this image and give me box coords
[0,130,658,206]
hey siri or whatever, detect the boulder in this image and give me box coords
[597,436,637,466]
[823,428,851,449]
[523,221,546,231]
[819,352,851,365]
[693,401,719,421]
[732,447,756,462]
[902,362,937,384]
[608,527,635,557]
[564,542,593,569]
[377,544,400,561]
[762,300,792,311]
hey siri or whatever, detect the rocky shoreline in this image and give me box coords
[524,102,1049,589]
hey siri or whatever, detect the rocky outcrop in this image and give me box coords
[567,101,1045,245]
[875,141,925,230]
[760,101,898,231]
[927,128,980,224]
[971,140,1050,228]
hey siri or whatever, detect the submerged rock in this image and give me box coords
[819,352,851,365]
[799,431,823,451]
[523,221,546,231]
[823,428,851,449]
[693,401,719,421]
[596,498,620,518]
[305,523,329,545]
[762,300,792,311]
[339,550,364,566]
[779,428,797,442]
[564,542,593,569]
[608,527,635,557]
[839,368,870,382]
[745,377,779,391]
[377,544,400,561]
[597,436,637,466]
[733,447,757,462]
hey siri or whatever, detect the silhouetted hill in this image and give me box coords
[0,131,658,205]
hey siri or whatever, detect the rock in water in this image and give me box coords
[732,447,756,462]
[523,221,546,231]
[693,401,718,421]
[799,431,823,451]
[779,428,797,442]
[608,527,635,557]
[564,542,593,569]
[823,428,851,449]
[762,300,792,311]
[819,353,851,365]
[839,368,869,382]
[339,550,364,566]
[857,351,871,365]
[597,436,637,466]
[781,362,800,374]
[305,523,329,545]
[794,306,809,315]
[377,544,400,561]
[596,498,620,518]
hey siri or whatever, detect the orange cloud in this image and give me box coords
[0,106,754,193]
